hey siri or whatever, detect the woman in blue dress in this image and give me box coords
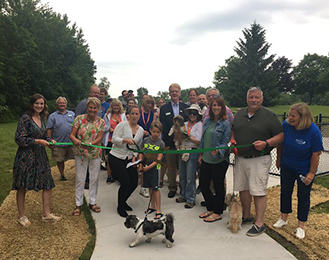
[13,93,61,226]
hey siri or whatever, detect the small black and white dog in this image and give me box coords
[124,214,174,248]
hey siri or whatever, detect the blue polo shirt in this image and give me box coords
[47,110,75,144]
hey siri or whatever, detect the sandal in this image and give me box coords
[146,208,156,214]
[199,211,213,219]
[89,204,101,213]
[203,214,222,223]
[72,206,81,216]
[154,212,164,219]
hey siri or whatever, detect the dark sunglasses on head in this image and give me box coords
[188,111,199,116]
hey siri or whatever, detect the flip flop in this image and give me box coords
[146,208,156,214]
[199,211,213,219]
[72,206,81,216]
[203,215,222,223]
[89,204,101,213]
[154,213,164,219]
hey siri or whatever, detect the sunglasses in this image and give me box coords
[188,111,199,116]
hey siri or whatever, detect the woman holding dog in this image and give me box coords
[70,97,105,216]
[13,93,61,226]
[108,105,144,217]
[176,104,203,209]
[198,97,231,222]
[273,103,323,239]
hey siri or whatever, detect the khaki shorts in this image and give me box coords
[233,155,271,196]
[52,146,74,162]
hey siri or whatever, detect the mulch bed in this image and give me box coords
[1,161,329,259]
[263,184,329,260]
[0,160,89,260]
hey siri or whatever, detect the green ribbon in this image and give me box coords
[50,142,260,154]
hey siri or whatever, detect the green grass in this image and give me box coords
[230,105,329,118]
[0,122,18,204]
[311,174,329,214]
[79,198,96,260]
[0,122,55,204]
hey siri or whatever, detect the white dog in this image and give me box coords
[124,214,175,248]
[226,193,243,233]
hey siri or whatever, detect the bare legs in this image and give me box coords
[16,188,53,218]
[240,190,266,227]
[57,161,65,178]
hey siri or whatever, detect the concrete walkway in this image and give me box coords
[86,166,296,260]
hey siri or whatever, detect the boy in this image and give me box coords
[139,121,165,219]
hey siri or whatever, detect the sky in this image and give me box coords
[40,0,329,98]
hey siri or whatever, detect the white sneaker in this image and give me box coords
[296,227,305,239]
[273,218,288,228]
[139,188,149,198]
[17,216,31,227]
[42,213,62,221]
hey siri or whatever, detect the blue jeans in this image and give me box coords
[280,166,313,222]
[178,153,198,203]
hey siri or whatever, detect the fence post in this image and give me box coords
[319,113,322,123]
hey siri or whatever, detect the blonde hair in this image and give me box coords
[86,97,101,109]
[287,103,313,130]
[169,83,181,92]
[106,98,124,115]
[142,95,155,108]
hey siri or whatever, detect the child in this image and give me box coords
[139,121,165,219]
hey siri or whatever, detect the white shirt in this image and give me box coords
[110,121,144,160]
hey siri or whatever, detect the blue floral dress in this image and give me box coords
[12,114,55,191]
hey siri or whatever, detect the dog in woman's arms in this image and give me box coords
[225,193,243,233]
[168,115,187,150]
[168,115,189,161]
[124,214,174,248]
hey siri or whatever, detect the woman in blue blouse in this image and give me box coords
[274,103,323,239]
[198,97,231,222]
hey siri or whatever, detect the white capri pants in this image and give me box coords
[74,155,101,206]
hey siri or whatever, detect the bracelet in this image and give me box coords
[265,140,269,148]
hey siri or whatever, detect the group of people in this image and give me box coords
[12,83,323,240]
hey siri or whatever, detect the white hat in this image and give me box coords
[184,104,203,116]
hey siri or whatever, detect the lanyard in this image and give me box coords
[187,121,196,136]
[141,107,151,127]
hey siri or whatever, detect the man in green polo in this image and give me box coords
[231,87,284,236]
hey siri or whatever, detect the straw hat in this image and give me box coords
[184,104,203,116]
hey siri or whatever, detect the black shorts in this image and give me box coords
[143,167,160,190]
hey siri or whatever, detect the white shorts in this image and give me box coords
[233,155,271,196]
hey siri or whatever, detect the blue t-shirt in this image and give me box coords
[101,102,110,118]
[281,120,323,175]
[47,110,75,144]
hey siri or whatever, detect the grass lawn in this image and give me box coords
[230,105,329,118]
[0,122,18,204]
[0,122,55,205]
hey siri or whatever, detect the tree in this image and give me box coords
[214,22,278,107]
[0,0,96,120]
[294,53,329,105]
[271,56,295,93]
[137,87,148,103]
[156,91,169,102]
[98,77,111,90]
